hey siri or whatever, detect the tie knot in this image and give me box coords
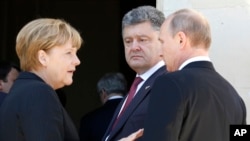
[133,77,143,86]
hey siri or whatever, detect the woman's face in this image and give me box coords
[42,40,80,89]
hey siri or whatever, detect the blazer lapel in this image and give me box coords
[111,82,152,132]
[108,66,166,137]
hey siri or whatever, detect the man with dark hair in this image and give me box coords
[0,61,21,106]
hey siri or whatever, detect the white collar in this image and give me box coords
[178,56,211,70]
[108,95,123,100]
[137,60,165,81]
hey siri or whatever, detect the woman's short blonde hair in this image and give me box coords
[16,18,83,71]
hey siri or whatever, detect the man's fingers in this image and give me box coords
[118,128,144,141]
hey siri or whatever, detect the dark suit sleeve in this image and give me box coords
[22,85,64,141]
[143,75,184,141]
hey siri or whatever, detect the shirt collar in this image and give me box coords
[178,56,211,70]
[137,60,165,81]
[108,95,124,100]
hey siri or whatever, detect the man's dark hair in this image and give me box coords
[0,61,21,82]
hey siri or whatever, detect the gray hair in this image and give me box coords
[97,72,127,96]
[122,5,165,32]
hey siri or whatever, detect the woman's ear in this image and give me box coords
[37,50,48,66]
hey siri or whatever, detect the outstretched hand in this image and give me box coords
[118,129,144,141]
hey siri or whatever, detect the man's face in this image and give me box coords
[159,20,180,72]
[0,68,19,93]
[122,22,163,74]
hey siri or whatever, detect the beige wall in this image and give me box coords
[157,0,250,123]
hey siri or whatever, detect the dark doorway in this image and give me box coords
[0,0,156,129]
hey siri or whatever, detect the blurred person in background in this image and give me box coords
[0,60,20,106]
[79,72,127,141]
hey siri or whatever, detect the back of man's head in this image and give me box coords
[97,72,127,96]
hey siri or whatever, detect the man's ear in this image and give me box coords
[37,50,48,66]
[100,89,108,104]
[176,31,187,48]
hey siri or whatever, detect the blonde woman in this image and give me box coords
[0,18,83,141]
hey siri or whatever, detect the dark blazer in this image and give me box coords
[0,72,79,141]
[102,66,166,141]
[143,61,246,141]
[0,92,7,107]
[79,98,123,141]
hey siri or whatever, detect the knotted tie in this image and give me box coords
[112,76,143,129]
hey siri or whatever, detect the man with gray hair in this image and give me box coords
[102,5,167,141]
[79,72,127,141]
[122,8,246,141]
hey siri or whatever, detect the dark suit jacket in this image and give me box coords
[143,61,246,141]
[102,66,166,141]
[0,92,7,107]
[0,72,79,141]
[79,98,123,141]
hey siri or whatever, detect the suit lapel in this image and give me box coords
[108,66,166,138]
[111,82,152,132]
